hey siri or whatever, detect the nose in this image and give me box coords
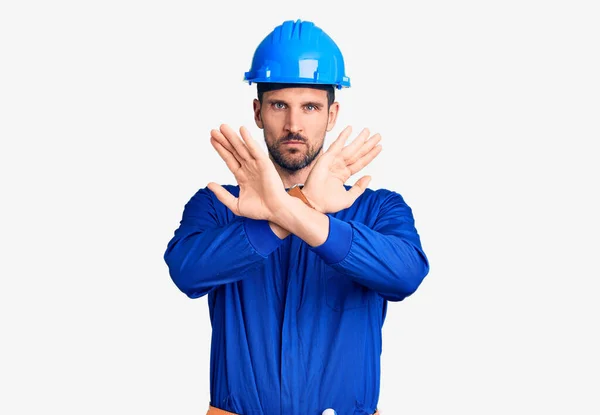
[284,107,303,135]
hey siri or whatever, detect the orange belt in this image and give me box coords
[206,405,238,415]
[207,404,380,415]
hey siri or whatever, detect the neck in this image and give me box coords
[273,163,312,189]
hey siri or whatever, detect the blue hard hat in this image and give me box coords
[244,19,351,89]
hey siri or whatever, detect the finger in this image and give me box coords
[220,124,252,161]
[326,125,353,154]
[346,133,381,165]
[211,128,243,164]
[343,175,372,207]
[210,136,241,172]
[207,182,240,215]
[239,126,264,160]
[340,128,371,161]
[348,144,383,175]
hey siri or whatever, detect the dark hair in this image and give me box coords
[257,83,335,107]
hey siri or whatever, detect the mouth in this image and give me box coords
[281,140,305,146]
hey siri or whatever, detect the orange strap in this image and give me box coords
[207,404,379,415]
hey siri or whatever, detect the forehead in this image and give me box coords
[263,87,328,103]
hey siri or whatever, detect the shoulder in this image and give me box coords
[191,183,239,199]
[348,186,417,224]
[184,183,240,214]
[347,185,408,207]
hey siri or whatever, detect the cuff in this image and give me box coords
[310,216,353,264]
[244,218,285,256]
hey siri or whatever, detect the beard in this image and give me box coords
[266,132,324,172]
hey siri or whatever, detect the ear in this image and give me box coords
[326,101,340,132]
[253,99,263,129]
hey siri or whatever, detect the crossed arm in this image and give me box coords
[207,124,382,246]
[165,124,429,300]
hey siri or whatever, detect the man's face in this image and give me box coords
[253,87,338,172]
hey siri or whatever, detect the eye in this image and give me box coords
[305,104,316,111]
[273,102,286,109]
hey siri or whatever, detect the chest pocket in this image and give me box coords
[325,268,372,311]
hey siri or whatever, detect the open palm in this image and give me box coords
[303,126,382,214]
[207,124,288,221]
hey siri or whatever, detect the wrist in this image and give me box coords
[268,193,299,223]
[270,195,308,229]
[266,192,293,222]
[272,196,329,247]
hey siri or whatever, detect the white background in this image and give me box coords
[1,0,599,414]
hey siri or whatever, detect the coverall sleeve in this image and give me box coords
[310,191,430,302]
[164,187,284,298]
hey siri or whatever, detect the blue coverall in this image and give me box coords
[164,185,429,415]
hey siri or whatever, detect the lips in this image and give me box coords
[281,140,305,145]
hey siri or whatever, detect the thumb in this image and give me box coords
[344,175,372,206]
[207,182,240,215]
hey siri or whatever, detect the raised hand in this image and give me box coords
[303,126,382,214]
[207,124,288,221]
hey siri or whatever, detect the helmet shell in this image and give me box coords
[244,19,351,89]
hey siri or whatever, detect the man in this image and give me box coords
[164,19,429,415]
